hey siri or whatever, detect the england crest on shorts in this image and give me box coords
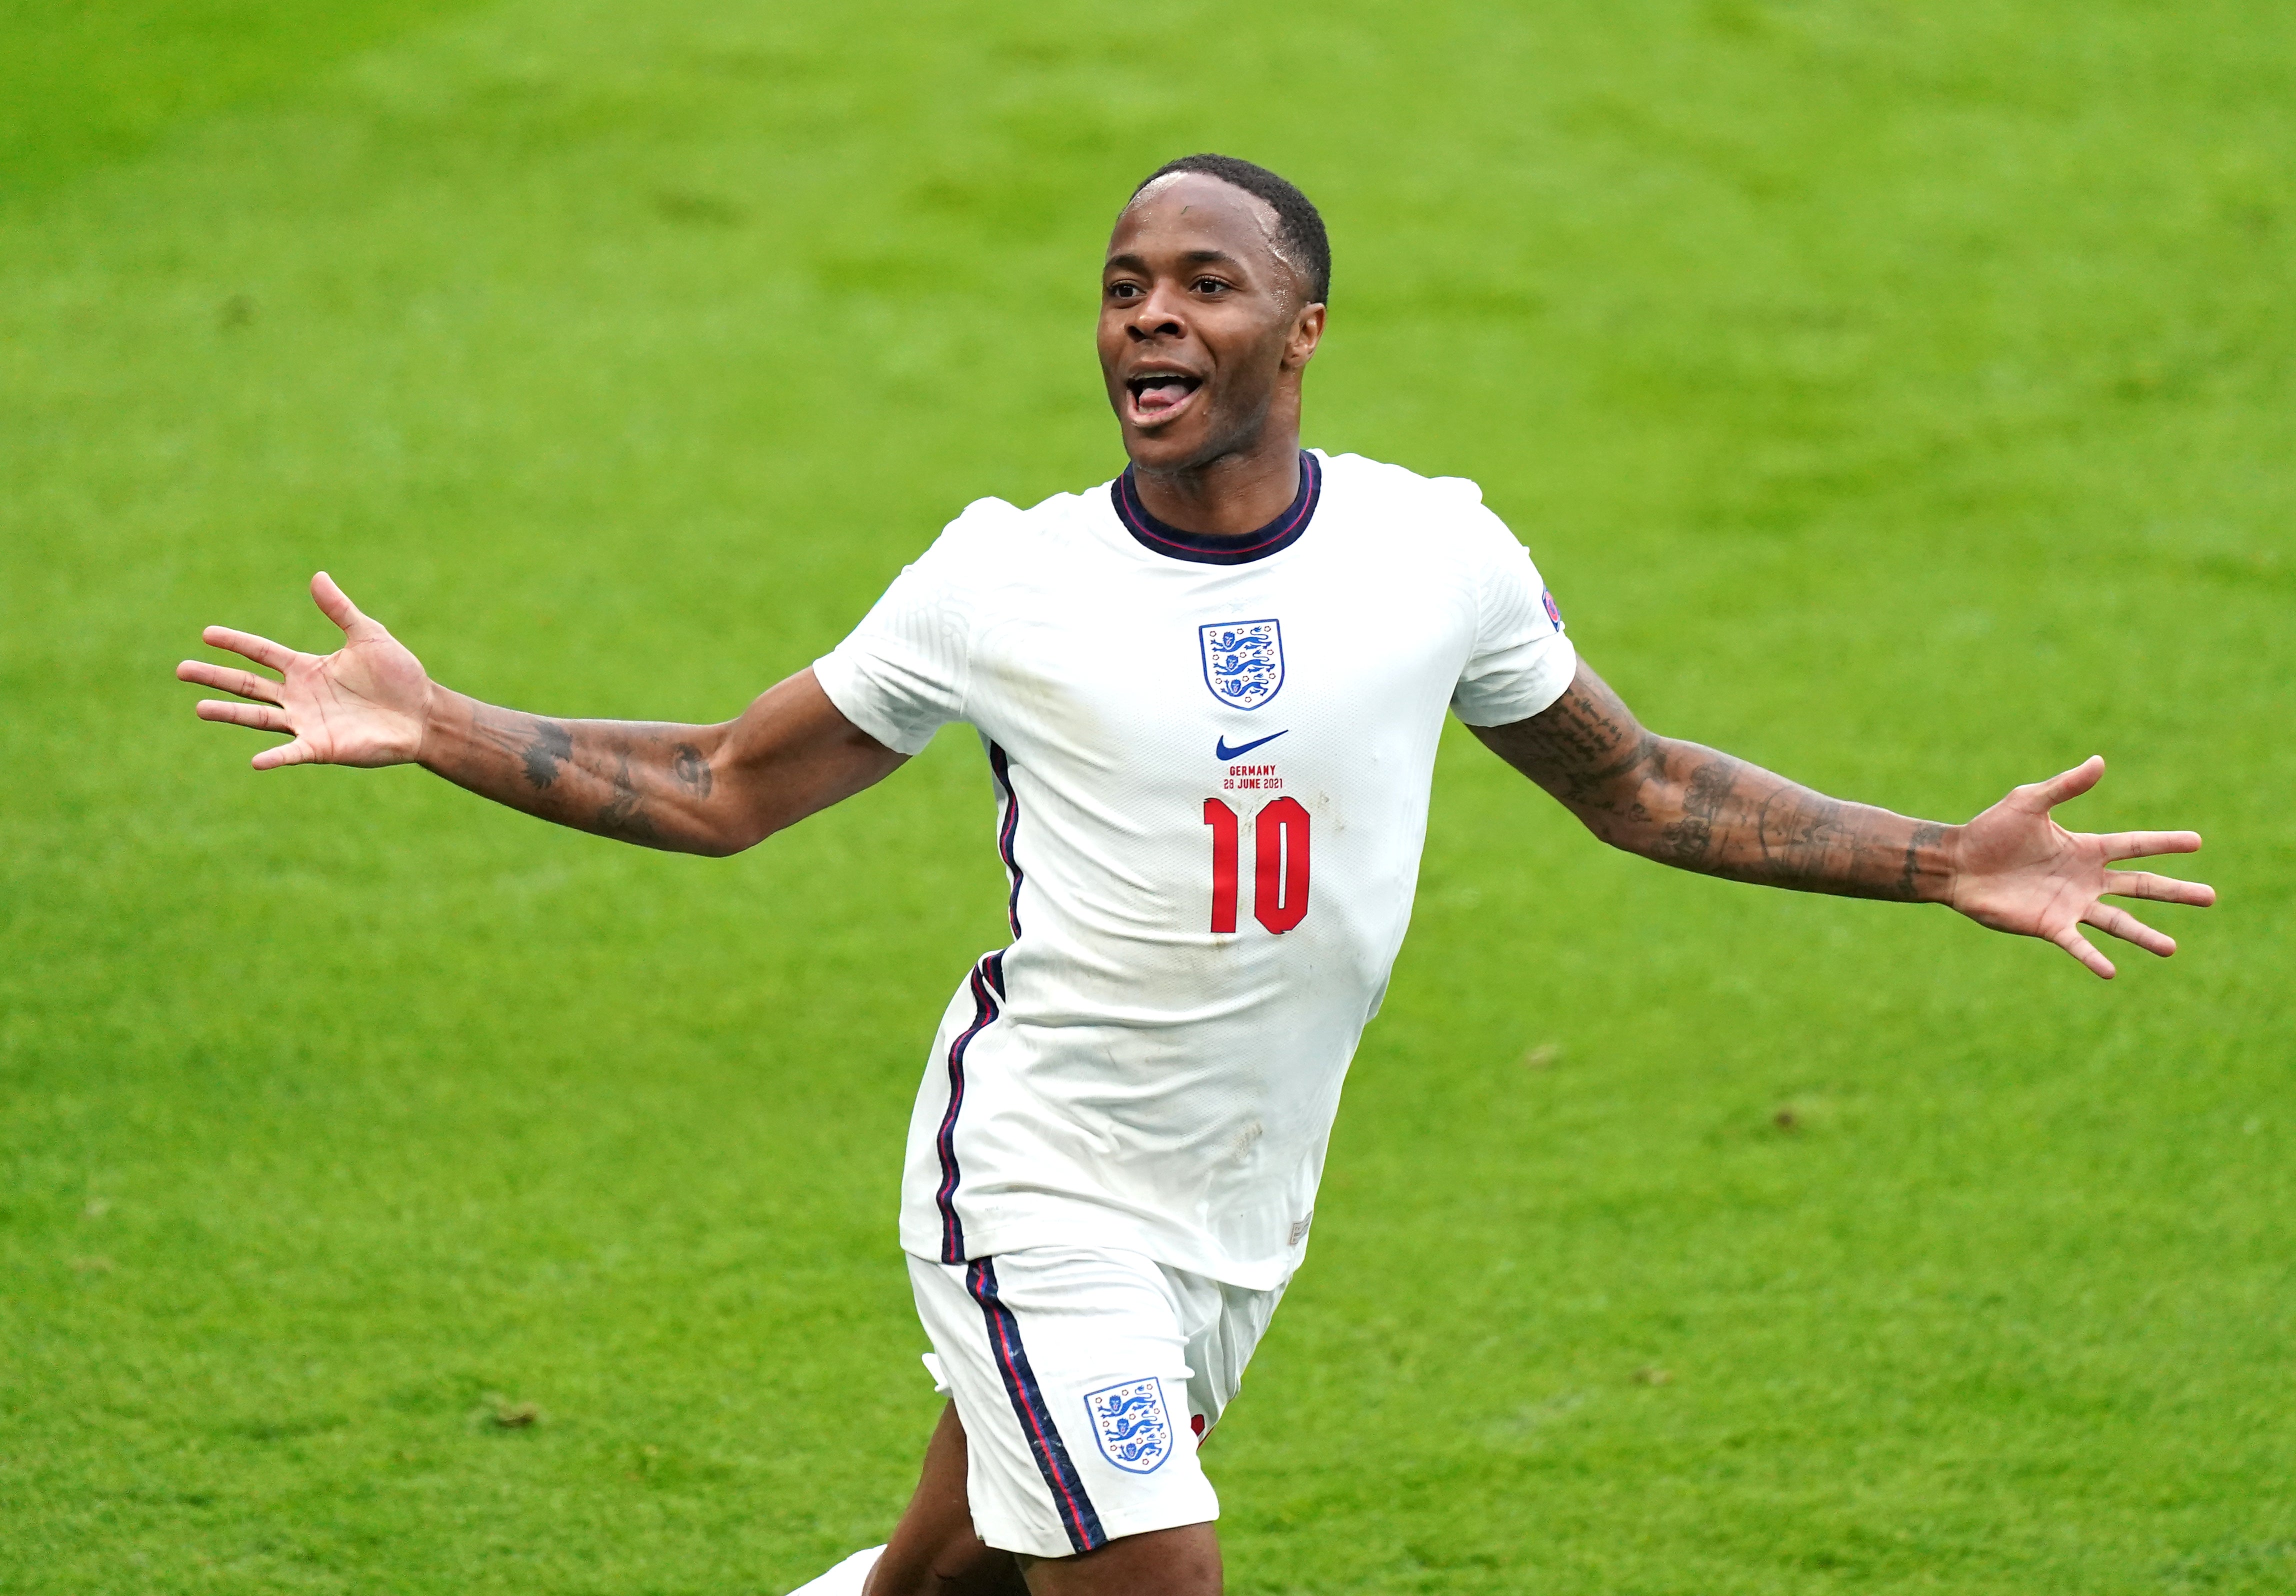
[1199,619,1284,712]
[1084,1378,1173,1474]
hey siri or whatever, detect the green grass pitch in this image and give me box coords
[4,1,2292,1590]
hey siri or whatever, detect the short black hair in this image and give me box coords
[1130,154,1330,304]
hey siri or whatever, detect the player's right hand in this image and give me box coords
[176,572,434,770]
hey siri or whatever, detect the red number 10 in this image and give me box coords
[1202,796,1310,934]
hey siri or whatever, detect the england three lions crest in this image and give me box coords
[1084,1378,1174,1474]
[1199,619,1284,712]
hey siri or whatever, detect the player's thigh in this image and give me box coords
[870,1403,1028,1596]
[908,1248,1214,1562]
[1020,1522,1220,1596]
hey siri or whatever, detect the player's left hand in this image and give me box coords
[1947,756,2214,978]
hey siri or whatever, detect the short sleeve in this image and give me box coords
[1449,506,1578,727]
[812,524,978,756]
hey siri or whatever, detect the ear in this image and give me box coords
[1286,301,1326,370]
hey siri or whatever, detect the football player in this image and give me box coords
[180,155,2212,1596]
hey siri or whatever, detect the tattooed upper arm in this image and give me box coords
[1470,662,1741,865]
[1470,663,1662,816]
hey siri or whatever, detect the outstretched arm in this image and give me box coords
[177,572,904,856]
[1472,661,2214,978]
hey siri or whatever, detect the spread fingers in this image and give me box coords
[196,700,291,734]
[2050,924,2116,980]
[200,626,298,671]
[2098,830,2202,860]
[176,660,283,703]
[2027,754,2105,811]
[2083,900,2175,958]
[2104,870,2216,908]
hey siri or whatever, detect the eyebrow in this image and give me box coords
[1102,248,1252,274]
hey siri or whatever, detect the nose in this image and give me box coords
[1125,282,1188,342]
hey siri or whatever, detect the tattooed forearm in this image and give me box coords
[1752,784,1858,884]
[1662,756,1740,866]
[469,705,574,789]
[429,699,730,852]
[520,720,574,788]
[1473,662,1959,904]
[1902,822,1948,899]
[397,669,902,858]
[1755,785,1848,868]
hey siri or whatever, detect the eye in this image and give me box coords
[1192,276,1230,294]
[1106,280,1142,300]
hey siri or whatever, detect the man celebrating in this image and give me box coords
[178,155,2212,1596]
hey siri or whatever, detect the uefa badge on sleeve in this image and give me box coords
[1199,619,1284,711]
[1084,1378,1174,1474]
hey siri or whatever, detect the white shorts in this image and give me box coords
[907,1246,1286,1560]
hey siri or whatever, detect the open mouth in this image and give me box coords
[1124,369,1203,423]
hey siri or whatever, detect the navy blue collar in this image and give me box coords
[1111,451,1321,566]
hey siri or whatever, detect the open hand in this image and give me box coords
[176,572,434,769]
[1948,756,2214,978]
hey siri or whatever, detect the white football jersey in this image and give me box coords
[814,450,1575,1288]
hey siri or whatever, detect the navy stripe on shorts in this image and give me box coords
[966,1258,1108,1554]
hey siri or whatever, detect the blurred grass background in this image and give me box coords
[2,0,2290,1592]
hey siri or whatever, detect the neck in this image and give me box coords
[1128,424,1302,536]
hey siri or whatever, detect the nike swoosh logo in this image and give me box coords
[1216,730,1289,761]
